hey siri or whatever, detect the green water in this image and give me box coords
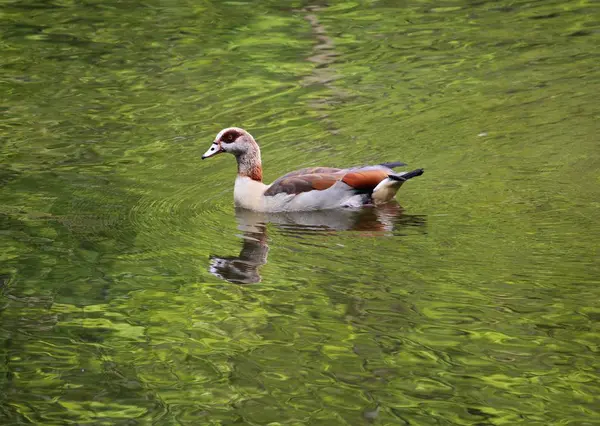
[1,0,600,424]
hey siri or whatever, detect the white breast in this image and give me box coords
[234,176,268,211]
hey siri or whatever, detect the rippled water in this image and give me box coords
[1,0,599,424]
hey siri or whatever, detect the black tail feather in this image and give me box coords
[388,168,424,182]
[380,161,406,169]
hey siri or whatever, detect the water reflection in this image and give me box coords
[209,203,426,284]
[209,221,269,285]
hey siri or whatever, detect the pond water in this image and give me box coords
[1,0,599,424]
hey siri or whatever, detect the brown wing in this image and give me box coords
[264,173,342,196]
[265,169,391,196]
[342,170,389,190]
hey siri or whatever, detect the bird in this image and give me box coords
[202,127,423,212]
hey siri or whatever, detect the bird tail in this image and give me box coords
[388,168,424,182]
[372,168,424,204]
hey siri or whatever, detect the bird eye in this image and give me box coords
[221,131,238,143]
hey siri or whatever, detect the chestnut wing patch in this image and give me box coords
[342,170,389,190]
[265,173,342,196]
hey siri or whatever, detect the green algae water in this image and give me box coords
[1,0,600,424]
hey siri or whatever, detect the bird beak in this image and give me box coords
[202,142,222,160]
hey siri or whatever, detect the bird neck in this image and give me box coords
[236,145,263,182]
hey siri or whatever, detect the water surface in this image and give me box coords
[1,0,599,424]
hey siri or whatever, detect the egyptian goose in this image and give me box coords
[202,127,423,212]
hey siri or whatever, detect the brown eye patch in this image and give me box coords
[221,130,240,143]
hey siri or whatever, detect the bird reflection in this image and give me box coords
[209,202,425,284]
[209,222,269,285]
